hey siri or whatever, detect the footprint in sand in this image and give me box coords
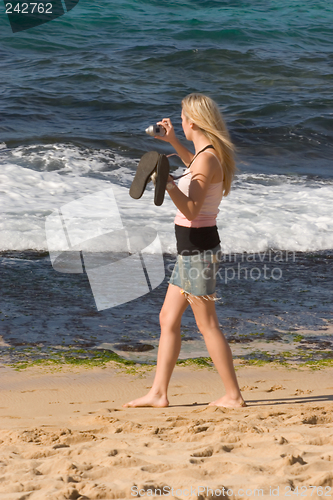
[282,454,307,466]
[217,444,234,453]
[166,416,188,428]
[108,449,118,456]
[275,436,288,444]
[189,458,205,464]
[294,389,313,395]
[308,437,331,446]
[113,456,147,467]
[191,446,213,457]
[190,425,209,434]
[266,384,285,392]
[302,415,328,425]
[141,464,172,473]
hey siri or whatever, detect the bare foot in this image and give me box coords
[209,395,247,408]
[123,392,169,408]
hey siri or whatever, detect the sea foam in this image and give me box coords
[1,145,332,254]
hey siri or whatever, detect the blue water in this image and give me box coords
[0,1,332,362]
[1,0,332,176]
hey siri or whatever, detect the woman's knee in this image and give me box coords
[196,322,210,337]
[195,314,221,337]
[159,307,181,331]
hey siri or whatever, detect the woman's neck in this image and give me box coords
[192,132,212,154]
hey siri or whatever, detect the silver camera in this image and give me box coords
[145,124,166,137]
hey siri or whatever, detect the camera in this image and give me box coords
[145,124,166,137]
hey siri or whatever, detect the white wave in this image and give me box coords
[0,145,332,253]
[9,143,136,179]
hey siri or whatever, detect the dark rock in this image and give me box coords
[113,343,154,352]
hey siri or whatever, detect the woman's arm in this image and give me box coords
[167,154,216,221]
[155,118,194,166]
[168,137,194,167]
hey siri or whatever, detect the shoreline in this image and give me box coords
[0,363,332,499]
[1,340,333,371]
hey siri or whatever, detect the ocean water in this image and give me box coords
[0,1,332,363]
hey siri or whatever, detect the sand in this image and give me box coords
[0,362,332,500]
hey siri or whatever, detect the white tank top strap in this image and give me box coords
[199,149,222,166]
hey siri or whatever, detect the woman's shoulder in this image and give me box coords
[192,149,221,166]
[190,151,223,182]
[203,150,222,165]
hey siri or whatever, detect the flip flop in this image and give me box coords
[154,154,169,206]
[129,151,170,206]
[129,151,160,200]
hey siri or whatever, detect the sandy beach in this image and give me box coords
[0,361,332,500]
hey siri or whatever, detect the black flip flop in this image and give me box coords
[129,151,160,200]
[154,154,169,206]
[129,151,170,206]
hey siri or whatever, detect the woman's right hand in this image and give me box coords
[154,118,176,143]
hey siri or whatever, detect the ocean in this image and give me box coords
[0,0,332,365]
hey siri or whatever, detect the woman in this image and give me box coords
[124,93,245,408]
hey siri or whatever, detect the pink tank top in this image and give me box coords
[174,151,223,228]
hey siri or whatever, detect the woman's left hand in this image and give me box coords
[154,118,176,143]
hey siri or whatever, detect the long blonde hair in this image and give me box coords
[181,93,237,196]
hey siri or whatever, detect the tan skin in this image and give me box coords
[123,110,246,409]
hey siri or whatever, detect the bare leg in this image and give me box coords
[190,296,246,408]
[123,284,189,407]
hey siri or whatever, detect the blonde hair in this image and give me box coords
[181,93,237,196]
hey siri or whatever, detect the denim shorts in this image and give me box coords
[169,244,221,297]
